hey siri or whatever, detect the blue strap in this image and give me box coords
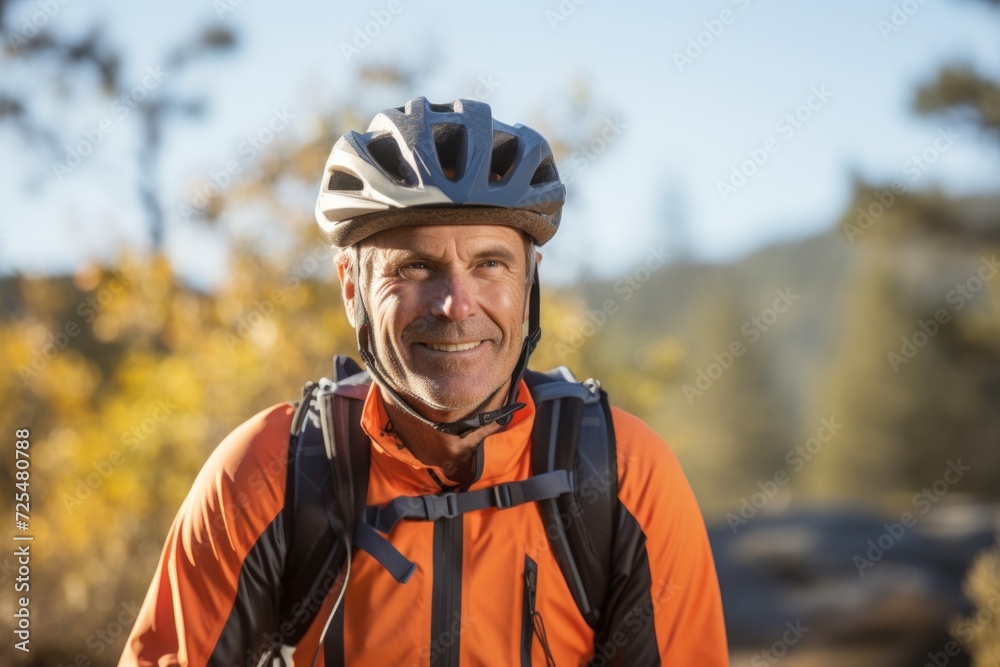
[353,471,574,584]
[353,521,417,584]
[364,470,574,535]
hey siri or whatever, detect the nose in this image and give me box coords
[429,272,475,322]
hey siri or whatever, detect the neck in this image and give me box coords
[380,380,515,485]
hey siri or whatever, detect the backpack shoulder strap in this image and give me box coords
[277,355,371,649]
[526,367,618,631]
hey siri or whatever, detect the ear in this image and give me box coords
[335,253,357,328]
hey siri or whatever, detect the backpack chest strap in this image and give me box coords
[353,470,574,583]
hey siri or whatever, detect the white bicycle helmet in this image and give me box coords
[315,97,565,248]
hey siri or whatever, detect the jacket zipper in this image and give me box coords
[428,451,482,666]
[432,514,463,666]
[522,555,556,666]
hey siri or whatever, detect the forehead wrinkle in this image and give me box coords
[375,237,523,266]
[370,224,521,247]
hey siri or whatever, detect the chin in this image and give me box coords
[406,378,499,415]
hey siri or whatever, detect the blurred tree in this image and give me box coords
[1,252,360,664]
[953,533,1000,665]
[642,275,792,517]
[0,0,236,250]
[533,263,792,518]
[803,0,1000,502]
[917,65,1000,139]
[915,0,1000,142]
[805,185,1000,501]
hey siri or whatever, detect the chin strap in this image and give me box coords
[353,265,541,438]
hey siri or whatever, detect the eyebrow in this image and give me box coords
[470,245,520,264]
[385,244,521,265]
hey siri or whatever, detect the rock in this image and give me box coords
[710,501,999,665]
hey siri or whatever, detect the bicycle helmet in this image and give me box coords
[315,97,565,248]
[315,97,566,437]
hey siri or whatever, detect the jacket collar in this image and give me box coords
[359,379,536,489]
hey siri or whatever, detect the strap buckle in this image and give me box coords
[583,378,602,404]
[425,492,460,520]
[492,483,513,510]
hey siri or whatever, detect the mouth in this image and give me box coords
[419,341,484,353]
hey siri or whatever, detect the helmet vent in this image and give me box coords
[491,131,519,183]
[328,170,364,192]
[366,135,417,186]
[429,102,455,113]
[432,123,467,182]
[530,158,558,186]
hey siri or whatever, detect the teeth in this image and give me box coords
[425,341,481,352]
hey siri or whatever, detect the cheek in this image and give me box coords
[488,285,528,337]
[374,301,401,341]
[372,287,417,341]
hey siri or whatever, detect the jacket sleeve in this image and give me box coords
[592,407,728,666]
[119,404,298,667]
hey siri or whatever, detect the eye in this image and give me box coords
[478,259,503,270]
[398,261,431,279]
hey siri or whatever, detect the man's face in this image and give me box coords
[340,224,532,416]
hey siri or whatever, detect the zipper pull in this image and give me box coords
[523,556,556,666]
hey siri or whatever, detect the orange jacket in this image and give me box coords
[121,380,727,666]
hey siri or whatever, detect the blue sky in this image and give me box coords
[2,0,999,286]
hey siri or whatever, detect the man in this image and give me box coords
[121,97,727,666]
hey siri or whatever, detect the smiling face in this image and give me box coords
[338,224,534,417]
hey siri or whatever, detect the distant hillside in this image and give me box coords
[552,188,1000,516]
